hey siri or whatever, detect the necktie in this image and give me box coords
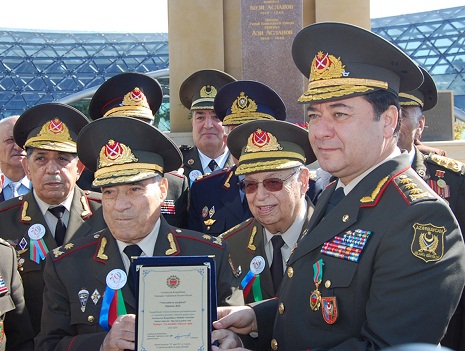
[208,159,218,172]
[270,235,285,294]
[9,182,21,198]
[324,187,345,216]
[124,244,142,295]
[49,206,66,246]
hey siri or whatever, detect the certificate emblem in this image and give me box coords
[106,269,127,290]
[166,275,180,289]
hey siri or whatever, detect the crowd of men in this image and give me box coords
[0,20,464,351]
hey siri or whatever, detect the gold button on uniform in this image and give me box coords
[342,214,349,222]
[287,266,294,278]
[278,302,285,314]
[325,280,331,288]
[88,315,95,323]
[271,339,278,350]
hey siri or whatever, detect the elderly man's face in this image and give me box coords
[101,177,168,243]
[0,117,26,172]
[22,149,80,205]
[191,109,226,158]
[245,167,309,234]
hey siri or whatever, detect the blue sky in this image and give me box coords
[0,0,463,32]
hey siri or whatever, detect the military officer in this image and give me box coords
[219,119,316,304]
[84,71,190,228]
[397,67,465,351]
[0,103,106,334]
[0,238,34,351]
[212,22,465,350]
[35,116,243,351]
[188,80,287,236]
[179,69,236,184]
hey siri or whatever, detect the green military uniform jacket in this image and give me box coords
[35,216,243,351]
[411,147,465,350]
[0,187,106,334]
[220,197,314,303]
[0,239,34,351]
[254,153,465,350]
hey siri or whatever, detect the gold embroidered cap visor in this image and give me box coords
[399,67,438,112]
[179,69,236,110]
[13,102,90,153]
[292,22,424,104]
[228,120,316,176]
[88,72,163,122]
[214,80,286,126]
[77,116,182,187]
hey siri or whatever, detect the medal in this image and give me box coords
[310,259,324,311]
[78,289,89,312]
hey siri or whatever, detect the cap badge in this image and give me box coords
[49,118,66,134]
[122,87,150,108]
[99,139,138,168]
[27,118,73,146]
[245,129,283,153]
[200,84,217,98]
[311,51,346,82]
[231,92,258,114]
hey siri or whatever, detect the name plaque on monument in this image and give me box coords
[133,256,217,351]
[241,0,305,124]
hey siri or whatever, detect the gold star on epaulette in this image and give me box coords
[53,247,64,258]
[203,234,212,240]
[64,243,74,250]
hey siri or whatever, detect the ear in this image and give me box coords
[159,176,169,201]
[382,105,399,138]
[21,157,32,180]
[417,115,426,138]
[299,167,310,194]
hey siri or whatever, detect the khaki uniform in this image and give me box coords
[0,239,34,351]
[0,187,106,334]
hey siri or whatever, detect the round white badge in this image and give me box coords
[106,269,127,290]
[28,224,46,240]
[250,256,266,275]
[189,170,202,182]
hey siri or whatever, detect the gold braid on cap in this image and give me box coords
[222,92,276,126]
[244,129,282,153]
[25,118,74,149]
[399,93,424,107]
[298,51,388,102]
[104,87,153,119]
[191,85,218,107]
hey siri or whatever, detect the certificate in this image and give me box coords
[133,256,217,351]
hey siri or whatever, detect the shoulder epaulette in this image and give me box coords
[0,196,23,212]
[166,170,185,179]
[426,154,465,175]
[220,218,254,239]
[83,190,102,202]
[173,227,224,247]
[51,231,103,262]
[392,173,436,205]
[195,168,230,183]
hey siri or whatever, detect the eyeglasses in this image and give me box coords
[239,170,300,194]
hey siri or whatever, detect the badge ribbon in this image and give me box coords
[241,272,263,302]
[29,238,49,264]
[310,259,324,311]
[99,270,128,331]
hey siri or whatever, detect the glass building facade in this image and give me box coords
[1,5,464,124]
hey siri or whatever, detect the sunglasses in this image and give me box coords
[239,170,300,194]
